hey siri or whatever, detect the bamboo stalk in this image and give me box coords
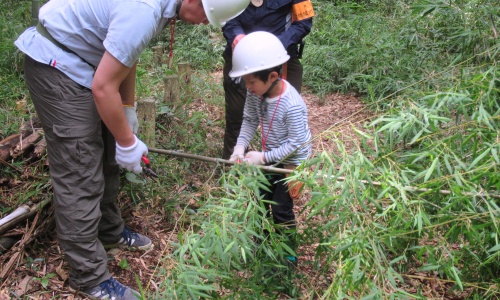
[0,198,51,236]
[148,147,292,175]
[148,147,500,200]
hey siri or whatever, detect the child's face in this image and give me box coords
[242,74,271,97]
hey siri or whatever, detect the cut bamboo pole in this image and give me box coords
[148,147,500,200]
[0,205,30,228]
[0,208,42,280]
[0,133,21,161]
[32,137,47,159]
[149,147,291,174]
[11,130,43,159]
[0,198,51,236]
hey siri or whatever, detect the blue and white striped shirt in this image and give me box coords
[236,80,312,165]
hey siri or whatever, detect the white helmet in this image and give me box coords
[229,31,290,78]
[201,0,250,27]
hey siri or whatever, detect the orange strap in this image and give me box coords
[288,181,304,200]
[292,0,315,22]
[284,165,304,200]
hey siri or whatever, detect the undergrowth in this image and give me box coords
[1,0,499,299]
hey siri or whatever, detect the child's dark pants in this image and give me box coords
[259,172,297,253]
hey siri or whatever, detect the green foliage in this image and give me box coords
[2,0,500,299]
[151,2,500,298]
[33,273,56,289]
[303,0,500,97]
[294,48,499,297]
[119,258,130,270]
[0,1,33,137]
[156,165,300,299]
[152,22,225,71]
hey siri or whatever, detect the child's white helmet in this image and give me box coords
[229,31,290,78]
[202,0,250,27]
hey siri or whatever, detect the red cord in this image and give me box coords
[167,19,176,67]
[261,81,285,152]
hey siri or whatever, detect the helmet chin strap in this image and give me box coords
[263,78,281,98]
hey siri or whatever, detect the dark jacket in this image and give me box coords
[222,0,313,58]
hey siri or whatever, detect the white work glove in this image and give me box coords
[124,105,139,135]
[244,151,265,165]
[115,135,148,173]
[229,145,245,163]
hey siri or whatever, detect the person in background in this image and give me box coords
[228,31,312,268]
[15,0,250,299]
[221,0,314,159]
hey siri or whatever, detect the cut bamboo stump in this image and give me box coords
[178,62,191,85]
[163,74,180,106]
[152,45,164,66]
[136,98,156,147]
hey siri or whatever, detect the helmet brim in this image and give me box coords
[229,55,290,78]
[203,2,246,27]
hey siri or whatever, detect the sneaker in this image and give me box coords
[104,227,153,251]
[75,277,140,300]
[260,256,298,280]
[285,256,298,268]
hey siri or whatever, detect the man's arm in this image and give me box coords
[222,15,246,46]
[276,0,314,50]
[92,50,136,147]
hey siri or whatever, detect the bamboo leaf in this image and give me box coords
[468,148,490,170]
[424,157,439,182]
[389,255,406,265]
[492,147,499,164]
[487,243,500,253]
[353,256,362,281]
[418,264,441,271]
[450,266,463,290]
[443,154,453,174]
[224,241,235,253]
[240,246,246,263]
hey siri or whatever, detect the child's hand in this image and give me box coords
[229,145,245,163]
[244,151,265,165]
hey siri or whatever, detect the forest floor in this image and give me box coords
[0,79,466,299]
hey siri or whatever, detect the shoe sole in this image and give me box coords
[68,286,100,300]
[69,284,141,299]
[103,242,154,251]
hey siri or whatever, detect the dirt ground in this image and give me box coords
[0,86,460,299]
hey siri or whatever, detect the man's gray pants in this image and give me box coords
[24,55,124,290]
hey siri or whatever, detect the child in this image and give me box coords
[228,31,312,267]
